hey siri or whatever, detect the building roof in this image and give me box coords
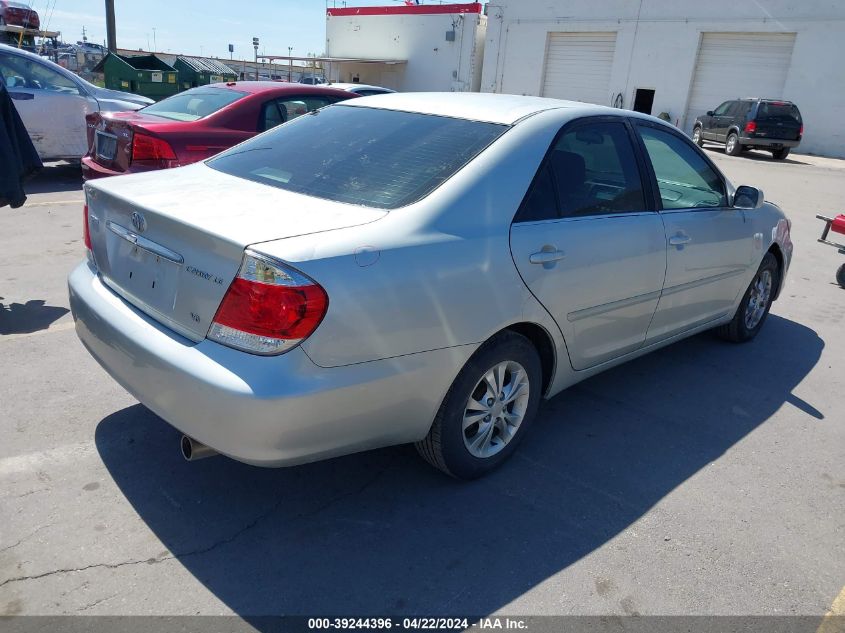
[176,56,236,76]
[342,92,588,125]
[326,2,481,17]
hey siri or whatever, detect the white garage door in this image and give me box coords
[683,32,796,133]
[541,32,617,105]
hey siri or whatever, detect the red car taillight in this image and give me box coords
[131,132,177,162]
[208,252,328,355]
[83,204,92,251]
[744,121,757,134]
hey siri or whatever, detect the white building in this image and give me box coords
[480,0,845,157]
[325,3,486,92]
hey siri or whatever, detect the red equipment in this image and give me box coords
[816,214,845,288]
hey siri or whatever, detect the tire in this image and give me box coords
[717,252,780,343]
[692,126,704,147]
[772,148,790,160]
[415,330,542,479]
[836,263,845,289]
[725,132,742,156]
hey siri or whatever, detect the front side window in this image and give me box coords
[141,88,245,122]
[713,101,732,116]
[209,105,506,209]
[0,55,80,94]
[637,124,726,210]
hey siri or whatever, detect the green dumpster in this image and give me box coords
[174,56,237,90]
[93,53,179,101]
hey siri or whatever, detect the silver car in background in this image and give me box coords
[0,43,152,161]
[68,93,792,479]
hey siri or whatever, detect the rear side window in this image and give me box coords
[261,96,340,131]
[756,101,801,122]
[515,120,646,222]
[209,105,506,209]
[142,88,245,122]
[637,124,726,210]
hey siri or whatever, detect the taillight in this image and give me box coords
[208,252,328,355]
[798,124,803,139]
[131,132,177,162]
[744,121,757,134]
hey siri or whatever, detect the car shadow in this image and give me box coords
[24,162,83,196]
[95,314,822,621]
[703,145,808,166]
[0,299,69,335]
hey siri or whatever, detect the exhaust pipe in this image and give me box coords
[180,435,218,461]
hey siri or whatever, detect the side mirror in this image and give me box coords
[733,185,765,210]
[706,110,714,116]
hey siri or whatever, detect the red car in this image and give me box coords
[82,82,356,180]
[0,1,39,28]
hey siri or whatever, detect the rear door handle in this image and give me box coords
[529,249,566,265]
[669,234,692,246]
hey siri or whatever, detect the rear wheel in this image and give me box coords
[717,253,779,343]
[836,263,845,288]
[772,148,790,160]
[415,331,542,479]
[726,132,742,156]
[692,126,704,147]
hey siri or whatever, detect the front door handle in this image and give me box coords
[669,234,692,247]
[10,92,34,101]
[529,248,566,266]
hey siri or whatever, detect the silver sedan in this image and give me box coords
[68,93,793,479]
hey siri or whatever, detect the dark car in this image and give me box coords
[692,98,802,160]
[82,82,356,180]
[0,1,39,29]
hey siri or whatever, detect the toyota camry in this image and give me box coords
[68,93,793,479]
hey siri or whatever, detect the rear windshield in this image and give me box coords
[141,88,245,122]
[207,105,507,209]
[757,102,801,122]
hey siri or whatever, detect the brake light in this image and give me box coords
[799,124,803,139]
[208,252,328,355]
[131,132,177,162]
[744,121,757,134]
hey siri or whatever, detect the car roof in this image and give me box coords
[341,92,618,125]
[203,80,351,97]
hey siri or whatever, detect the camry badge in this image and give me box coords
[130,211,147,233]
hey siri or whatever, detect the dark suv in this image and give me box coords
[692,98,802,160]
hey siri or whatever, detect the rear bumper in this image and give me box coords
[739,136,800,149]
[68,262,470,467]
[81,156,125,180]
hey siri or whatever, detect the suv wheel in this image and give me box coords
[692,126,704,147]
[772,148,790,160]
[725,132,742,156]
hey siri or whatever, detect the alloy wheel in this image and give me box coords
[462,361,530,459]
[744,269,772,330]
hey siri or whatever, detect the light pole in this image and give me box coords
[152,27,156,51]
[252,37,259,80]
[288,46,292,82]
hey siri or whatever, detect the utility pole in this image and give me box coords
[252,37,259,80]
[152,27,156,51]
[104,0,116,53]
[288,46,293,82]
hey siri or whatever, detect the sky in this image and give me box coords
[38,0,428,61]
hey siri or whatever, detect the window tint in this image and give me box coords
[713,101,732,116]
[515,164,557,222]
[208,105,506,209]
[261,101,285,131]
[551,121,645,217]
[142,88,245,122]
[0,55,79,94]
[756,101,801,122]
[638,125,727,210]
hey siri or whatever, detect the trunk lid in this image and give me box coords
[85,163,386,341]
[752,102,802,141]
[87,110,176,173]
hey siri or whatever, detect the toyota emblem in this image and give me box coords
[130,211,147,233]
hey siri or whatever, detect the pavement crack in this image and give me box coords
[0,523,52,553]
[75,592,118,613]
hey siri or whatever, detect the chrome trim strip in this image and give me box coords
[106,220,184,265]
[567,290,662,323]
[660,269,745,297]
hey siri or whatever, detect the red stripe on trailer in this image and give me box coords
[327,3,482,17]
